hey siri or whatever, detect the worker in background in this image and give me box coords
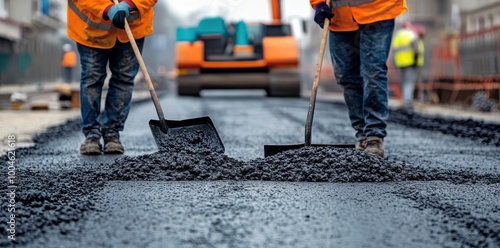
[414,25,426,103]
[311,0,407,158]
[392,21,421,109]
[67,0,157,155]
[61,43,77,84]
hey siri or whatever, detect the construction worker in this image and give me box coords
[67,0,157,155]
[311,0,407,158]
[414,25,426,103]
[61,43,77,84]
[392,21,421,109]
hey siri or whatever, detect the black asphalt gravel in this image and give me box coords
[1,96,499,247]
[109,146,496,184]
[389,108,500,147]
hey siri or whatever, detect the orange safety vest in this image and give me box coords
[61,50,77,67]
[310,0,407,32]
[67,0,157,49]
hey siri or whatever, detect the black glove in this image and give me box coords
[314,2,334,28]
[107,2,132,29]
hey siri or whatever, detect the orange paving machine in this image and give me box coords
[175,0,301,97]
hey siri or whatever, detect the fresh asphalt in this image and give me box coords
[1,90,499,248]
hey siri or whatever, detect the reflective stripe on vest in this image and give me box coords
[330,0,375,8]
[393,45,413,53]
[67,0,140,31]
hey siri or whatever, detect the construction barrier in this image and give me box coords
[427,27,500,104]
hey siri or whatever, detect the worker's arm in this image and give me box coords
[412,38,420,66]
[310,0,326,9]
[102,0,157,29]
[73,0,157,19]
[103,0,157,18]
[127,0,157,15]
[310,0,333,28]
[72,0,114,20]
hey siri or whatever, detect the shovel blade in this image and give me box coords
[264,143,355,157]
[149,116,225,153]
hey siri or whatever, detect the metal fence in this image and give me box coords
[460,27,500,76]
[427,27,500,103]
[0,30,66,86]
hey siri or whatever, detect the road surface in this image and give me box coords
[1,90,499,248]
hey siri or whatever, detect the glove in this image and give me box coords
[314,2,334,28]
[106,1,133,29]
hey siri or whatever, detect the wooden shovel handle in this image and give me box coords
[305,1,331,146]
[112,0,167,131]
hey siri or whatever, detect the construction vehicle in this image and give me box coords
[175,0,301,97]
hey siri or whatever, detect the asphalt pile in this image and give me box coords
[1,145,495,247]
[150,122,225,153]
[0,168,107,245]
[108,146,489,183]
[389,108,500,146]
[110,146,415,182]
[472,91,498,112]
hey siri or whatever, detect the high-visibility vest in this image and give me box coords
[392,28,418,68]
[61,50,77,68]
[310,0,407,32]
[67,0,157,49]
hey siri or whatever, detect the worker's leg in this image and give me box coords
[102,38,144,140]
[359,19,395,139]
[63,67,72,83]
[76,43,109,139]
[400,66,418,109]
[397,67,407,107]
[329,30,365,141]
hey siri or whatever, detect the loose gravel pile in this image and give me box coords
[0,168,107,246]
[389,108,500,146]
[111,146,415,182]
[472,91,498,112]
[108,146,493,184]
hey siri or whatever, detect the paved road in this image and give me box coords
[2,91,499,247]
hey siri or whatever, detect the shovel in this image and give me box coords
[264,4,354,157]
[115,0,224,152]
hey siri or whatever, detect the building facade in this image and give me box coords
[0,0,66,85]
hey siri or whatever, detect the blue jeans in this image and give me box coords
[77,39,144,140]
[329,19,395,141]
[62,67,73,83]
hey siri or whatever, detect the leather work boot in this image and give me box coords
[103,137,124,154]
[80,138,102,155]
[355,139,367,151]
[364,137,384,158]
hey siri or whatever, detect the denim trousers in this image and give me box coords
[62,67,73,83]
[77,38,144,140]
[329,19,395,141]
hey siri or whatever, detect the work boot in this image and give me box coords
[355,139,367,151]
[80,138,102,155]
[103,137,124,154]
[364,137,384,158]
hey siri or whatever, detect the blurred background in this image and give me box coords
[0,0,499,109]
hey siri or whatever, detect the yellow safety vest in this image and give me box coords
[392,28,418,68]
